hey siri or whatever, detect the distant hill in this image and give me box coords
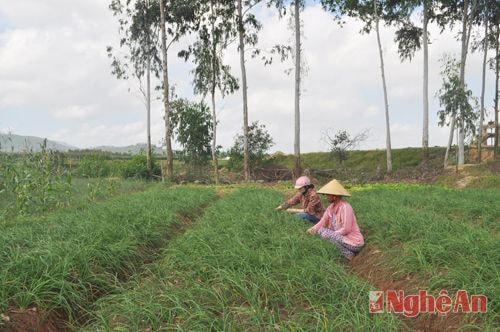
[92,143,164,155]
[0,133,164,155]
[0,133,77,152]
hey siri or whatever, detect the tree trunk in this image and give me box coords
[495,26,499,159]
[211,2,219,185]
[293,0,302,178]
[422,1,429,163]
[146,55,153,176]
[237,0,250,181]
[478,19,488,163]
[374,0,392,173]
[211,89,219,185]
[457,0,468,165]
[444,116,455,168]
[459,0,478,164]
[159,0,173,180]
[446,0,476,167]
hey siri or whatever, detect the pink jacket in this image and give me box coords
[312,199,364,247]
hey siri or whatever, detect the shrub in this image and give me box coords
[0,143,72,217]
[120,154,160,179]
[227,121,274,173]
[77,153,110,178]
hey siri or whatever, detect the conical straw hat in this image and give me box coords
[317,179,351,196]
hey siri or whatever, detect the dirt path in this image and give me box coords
[0,308,66,332]
[455,175,477,188]
[349,244,478,331]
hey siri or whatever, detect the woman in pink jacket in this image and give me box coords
[307,179,364,261]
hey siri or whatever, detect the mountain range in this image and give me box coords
[0,133,163,154]
[0,133,76,152]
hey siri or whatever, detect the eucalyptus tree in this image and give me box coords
[180,0,239,184]
[471,0,498,162]
[437,55,478,157]
[435,0,479,166]
[494,25,499,159]
[388,0,439,163]
[108,0,162,176]
[481,2,499,159]
[218,0,289,181]
[234,0,266,181]
[420,1,431,163]
[292,0,304,178]
[158,0,198,180]
[373,0,392,173]
[321,0,393,173]
[237,0,252,181]
[265,0,303,178]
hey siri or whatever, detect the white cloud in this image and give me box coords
[363,105,380,117]
[52,105,98,120]
[57,122,145,148]
[0,1,495,153]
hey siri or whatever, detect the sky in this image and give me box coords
[0,1,497,153]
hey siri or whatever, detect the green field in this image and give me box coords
[0,181,498,331]
[0,186,216,320]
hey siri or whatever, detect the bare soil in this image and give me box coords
[0,308,69,332]
[349,245,478,332]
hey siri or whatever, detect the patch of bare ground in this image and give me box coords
[0,308,69,332]
[172,195,220,236]
[382,163,445,184]
[455,175,477,188]
[349,245,476,332]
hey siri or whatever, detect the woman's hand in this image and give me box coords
[306,227,317,235]
[275,205,283,210]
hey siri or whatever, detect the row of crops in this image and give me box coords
[0,186,216,322]
[84,188,402,331]
[1,184,498,330]
[354,185,499,330]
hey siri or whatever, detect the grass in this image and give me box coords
[2,180,498,330]
[351,184,499,329]
[85,188,402,331]
[0,186,216,320]
[268,147,446,171]
[0,177,156,223]
[264,147,448,183]
[435,161,500,189]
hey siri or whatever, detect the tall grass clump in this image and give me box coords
[76,152,110,178]
[86,188,401,331]
[0,186,215,321]
[353,184,499,329]
[0,141,72,218]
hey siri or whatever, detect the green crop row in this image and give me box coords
[352,184,499,329]
[0,175,156,222]
[0,186,216,320]
[84,188,402,331]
